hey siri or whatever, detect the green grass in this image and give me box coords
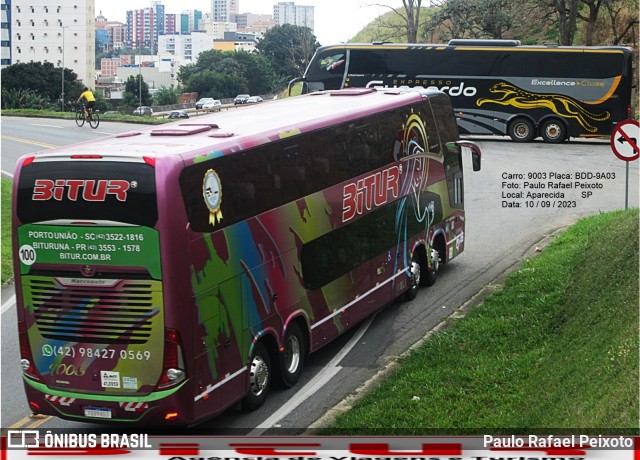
[1,178,13,285]
[1,108,167,124]
[321,209,639,434]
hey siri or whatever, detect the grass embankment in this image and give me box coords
[1,108,166,124]
[1,178,12,285]
[322,209,639,434]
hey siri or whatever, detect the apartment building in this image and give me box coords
[11,0,95,85]
[273,2,314,31]
[1,0,10,68]
[211,0,238,23]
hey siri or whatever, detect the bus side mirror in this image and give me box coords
[287,77,307,97]
[447,140,482,171]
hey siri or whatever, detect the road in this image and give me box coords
[1,116,638,433]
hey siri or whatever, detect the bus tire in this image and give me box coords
[404,256,421,301]
[540,119,566,143]
[423,247,441,287]
[508,118,535,142]
[278,321,306,388]
[241,341,271,411]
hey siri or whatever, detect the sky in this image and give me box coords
[95,0,403,45]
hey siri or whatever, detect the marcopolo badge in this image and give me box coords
[203,169,223,226]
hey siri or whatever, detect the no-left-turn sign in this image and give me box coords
[611,119,640,162]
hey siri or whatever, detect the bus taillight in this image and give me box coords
[18,321,42,381]
[156,328,186,390]
[22,155,36,167]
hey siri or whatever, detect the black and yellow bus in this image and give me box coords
[291,40,634,143]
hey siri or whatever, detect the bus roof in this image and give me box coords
[316,42,633,54]
[27,88,438,165]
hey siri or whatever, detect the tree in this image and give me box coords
[368,1,425,42]
[603,0,639,45]
[122,75,152,108]
[178,50,280,97]
[184,70,249,98]
[552,0,580,44]
[1,62,84,107]
[256,24,320,81]
[154,86,181,105]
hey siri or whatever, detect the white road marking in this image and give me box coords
[248,314,376,435]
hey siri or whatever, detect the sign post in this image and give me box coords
[610,119,639,210]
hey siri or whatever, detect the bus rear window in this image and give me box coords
[17,161,158,227]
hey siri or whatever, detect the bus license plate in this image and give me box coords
[84,407,112,419]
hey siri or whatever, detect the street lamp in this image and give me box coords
[138,47,142,108]
[60,26,67,111]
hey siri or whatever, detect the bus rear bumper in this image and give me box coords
[23,377,193,426]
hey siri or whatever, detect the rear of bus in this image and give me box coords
[12,153,189,424]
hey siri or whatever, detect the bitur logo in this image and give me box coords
[32,179,132,202]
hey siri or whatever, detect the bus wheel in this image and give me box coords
[540,119,566,143]
[279,322,306,388]
[508,118,535,142]
[404,257,421,301]
[423,247,441,287]
[242,342,271,411]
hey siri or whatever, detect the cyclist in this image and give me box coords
[76,87,96,119]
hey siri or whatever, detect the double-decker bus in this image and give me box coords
[13,87,480,425]
[291,40,634,143]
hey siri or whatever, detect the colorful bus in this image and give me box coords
[291,40,634,143]
[13,88,481,425]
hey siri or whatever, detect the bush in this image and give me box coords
[1,88,50,110]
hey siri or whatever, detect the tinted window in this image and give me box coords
[17,161,158,227]
[346,47,626,79]
[180,107,418,233]
[301,191,443,290]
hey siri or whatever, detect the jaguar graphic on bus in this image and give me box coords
[13,87,481,425]
[290,40,634,143]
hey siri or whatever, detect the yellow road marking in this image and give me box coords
[3,414,53,433]
[1,135,58,149]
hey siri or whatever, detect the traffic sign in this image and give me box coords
[610,119,639,161]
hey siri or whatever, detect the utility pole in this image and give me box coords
[60,26,67,111]
[138,46,142,108]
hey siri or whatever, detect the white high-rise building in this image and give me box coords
[1,0,10,68]
[11,0,95,86]
[211,0,238,23]
[273,2,314,31]
[158,32,215,64]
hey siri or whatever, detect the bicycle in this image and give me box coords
[75,104,100,129]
